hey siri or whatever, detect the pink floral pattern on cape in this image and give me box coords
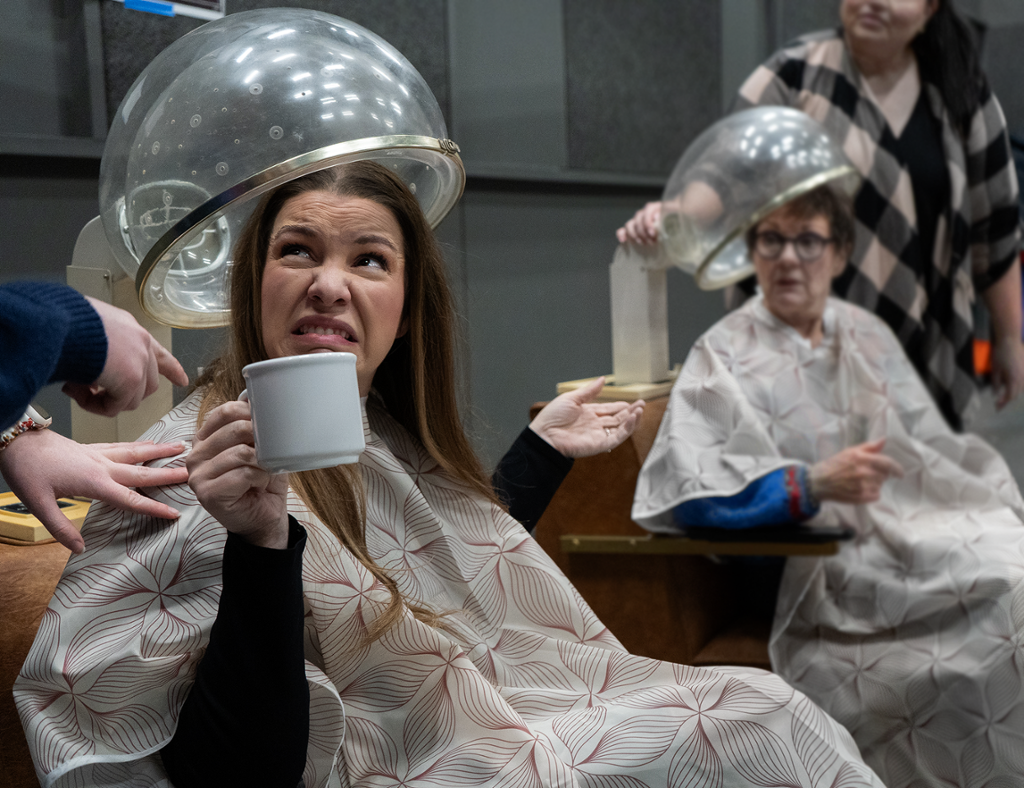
[635,295,1024,787]
[17,391,881,788]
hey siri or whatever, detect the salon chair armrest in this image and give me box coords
[560,524,852,557]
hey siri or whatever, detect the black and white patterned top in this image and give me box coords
[735,28,1021,431]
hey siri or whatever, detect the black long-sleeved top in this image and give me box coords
[161,520,309,788]
[491,426,574,534]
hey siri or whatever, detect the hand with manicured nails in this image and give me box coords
[0,430,188,553]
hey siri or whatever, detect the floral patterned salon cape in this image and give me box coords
[16,391,882,788]
[634,294,1024,788]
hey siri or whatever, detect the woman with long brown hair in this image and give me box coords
[17,161,882,788]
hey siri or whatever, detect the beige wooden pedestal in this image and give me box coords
[66,217,174,444]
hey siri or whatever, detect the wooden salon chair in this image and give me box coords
[0,497,86,788]
[531,395,845,670]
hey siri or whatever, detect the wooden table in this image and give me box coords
[560,531,845,557]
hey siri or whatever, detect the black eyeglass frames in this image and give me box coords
[754,230,835,262]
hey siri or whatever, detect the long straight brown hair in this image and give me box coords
[196,161,497,641]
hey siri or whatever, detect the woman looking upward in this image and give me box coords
[17,163,883,788]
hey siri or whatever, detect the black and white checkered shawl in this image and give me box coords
[735,29,1020,431]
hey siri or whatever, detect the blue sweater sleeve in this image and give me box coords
[0,282,107,429]
[672,465,819,529]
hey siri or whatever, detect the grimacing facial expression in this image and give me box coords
[841,0,937,55]
[260,191,407,396]
[752,208,845,330]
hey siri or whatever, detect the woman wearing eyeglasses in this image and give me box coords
[621,0,1023,433]
[632,183,1024,787]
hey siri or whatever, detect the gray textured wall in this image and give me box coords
[982,23,1024,135]
[100,0,451,127]
[6,0,1022,481]
[448,0,567,173]
[773,1,839,49]
[2,1,94,138]
[4,0,721,473]
[563,0,721,175]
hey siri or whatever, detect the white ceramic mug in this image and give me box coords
[240,352,365,473]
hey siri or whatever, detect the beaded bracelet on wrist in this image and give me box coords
[0,407,52,451]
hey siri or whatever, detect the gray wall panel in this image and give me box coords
[460,185,722,467]
[100,1,450,123]
[774,2,838,49]
[448,0,566,171]
[721,0,771,110]
[0,161,99,285]
[563,0,721,176]
[0,1,95,138]
[981,23,1024,135]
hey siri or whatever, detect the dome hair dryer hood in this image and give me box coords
[659,106,861,290]
[98,8,464,328]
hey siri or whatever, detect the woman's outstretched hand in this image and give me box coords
[809,438,904,505]
[616,201,662,245]
[0,430,188,554]
[529,376,645,458]
[187,400,290,549]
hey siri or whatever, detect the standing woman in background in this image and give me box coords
[734,0,1024,431]
[620,0,1023,432]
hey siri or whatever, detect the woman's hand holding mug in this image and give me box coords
[188,352,365,548]
[187,399,291,549]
